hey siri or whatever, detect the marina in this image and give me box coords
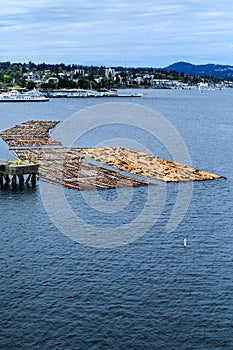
[45,89,144,98]
[0,88,143,102]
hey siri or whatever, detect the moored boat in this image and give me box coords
[0,89,49,102]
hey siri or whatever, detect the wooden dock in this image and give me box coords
[0,160,39,187]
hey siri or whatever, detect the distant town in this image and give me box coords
[1,61,233,92]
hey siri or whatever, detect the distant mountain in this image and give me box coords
[163,61,233,79]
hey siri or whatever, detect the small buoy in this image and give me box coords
[184,237,187,248]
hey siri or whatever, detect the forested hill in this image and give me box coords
[163,62,233,79]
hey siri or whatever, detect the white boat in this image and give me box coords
[198,82,208,93]
[0,89,49,102]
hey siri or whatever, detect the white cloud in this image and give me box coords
[1,0,233,66]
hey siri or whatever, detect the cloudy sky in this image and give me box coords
[1,0,233,67]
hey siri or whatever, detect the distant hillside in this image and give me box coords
[163,62,233,79]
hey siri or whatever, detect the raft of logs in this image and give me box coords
[78,147,223,182]
[0,120,224,190]
[0,120,62,147]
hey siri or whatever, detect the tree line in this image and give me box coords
[0,61,223,90]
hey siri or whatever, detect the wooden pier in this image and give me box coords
[0,160,39,187]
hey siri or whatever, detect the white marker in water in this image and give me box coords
[184,237,187,248]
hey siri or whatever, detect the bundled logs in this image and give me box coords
[0,120,61,147]
[78,147,223,182]
[0,121,224,191]
[14,148,150,190]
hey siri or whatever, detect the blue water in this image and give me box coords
[0,89,233,349]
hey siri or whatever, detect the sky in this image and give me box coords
[1,0,233,67]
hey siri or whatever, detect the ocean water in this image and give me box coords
[0,89,233,349]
